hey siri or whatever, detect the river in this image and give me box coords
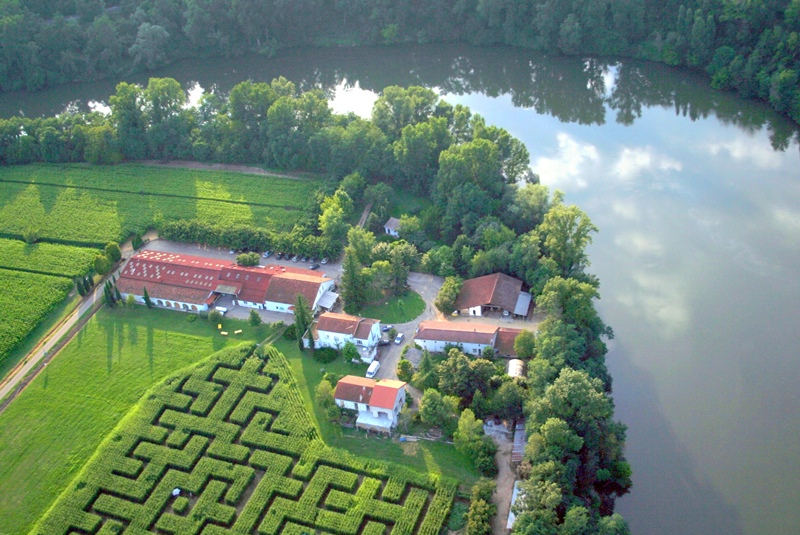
[2,44,799,535]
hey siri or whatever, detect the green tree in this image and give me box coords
[418,388,459,435]
[143,287,153,308]
[128,22,170,70]
[514,329,536,359]
[104,242,121,263]
[248,309,262,326]
[539,203,597,278]
[434,276,463,314]
[341,247,368,312]
[342,341,359,361]
[109,82,147,160]
[209,309,223,324]
[437,349,494,402]
[315,378,335,409]
[454,408,484,459]
[294,294,313,350]
[396,358,414,382]
[93,254,111,275]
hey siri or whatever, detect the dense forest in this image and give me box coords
[0,0,798,124]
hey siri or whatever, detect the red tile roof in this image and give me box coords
[415,320,498,345]
[370,380,406,410]
[496,327,526,357]
[117,278,211,304]
[334,376,374,404]
[317,312,378,340]
[119,251,330,307]
[334,376,406,410]
[264,272,331,306]
[455,273,523,312]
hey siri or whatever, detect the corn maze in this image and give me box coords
[35,344,456,535]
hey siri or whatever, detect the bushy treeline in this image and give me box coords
[1,1,798,124]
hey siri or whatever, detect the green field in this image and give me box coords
[34,342,456,535]
[0,308,275,535]
[0,268,74,364]
[0,238,98,276]
[0,164,323,244]
[358,291,426,324]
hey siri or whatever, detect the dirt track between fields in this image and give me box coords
[139,160,316,180]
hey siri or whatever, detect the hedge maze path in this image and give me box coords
[36,344,456,535]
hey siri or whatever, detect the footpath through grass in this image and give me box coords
[0,307,275,535]
[359,290,426,324]
[0,163,323,244]
[272,338,479,487]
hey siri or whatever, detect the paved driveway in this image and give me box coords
[373,272,443,381]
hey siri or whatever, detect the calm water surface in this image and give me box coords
[3,45,799,535]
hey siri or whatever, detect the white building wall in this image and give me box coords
[416,338,490,355]
[120,292,207,313]
[264,301,292,313]
[311,279,336,310]
[384,226,399,237]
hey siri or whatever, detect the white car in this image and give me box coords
[394,333,405,345]
[366,361,380,378]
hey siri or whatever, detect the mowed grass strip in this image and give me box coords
[0,238,97,277]
[0,164,322,243]
[0,268,73,364]
[0,307,275,535]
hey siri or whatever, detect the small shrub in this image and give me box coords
[209,310,223,324]
[22,227,39,244]
[313,347,339,363]
[249,309,262,326]
[396,358,414,382]
[283,324,297,340]
[236,252,260,266]
[131,234,143,249]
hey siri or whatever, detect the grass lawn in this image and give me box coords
[359,290,426,324]
[0,307,276,535]
[272,338,479,488]
[0,163,324,244]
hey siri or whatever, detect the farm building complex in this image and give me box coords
[415,320,527,357]
[455,272,532,317]
[117,250,334,314]
[334,376,407,432]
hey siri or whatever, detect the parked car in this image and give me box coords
[394,333,405,345]
[214,306,228,315]
[381,324,393,332]
[262,251,271,258]
[366,361,381,378]
[228,249,235,255]
[378,339,390,346]
[291,255,299,262]
[309,263,320,270]
[502,310,510,317]
[320,258,328,265]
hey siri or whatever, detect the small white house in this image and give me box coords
[384,217,401,237]
[334,376,406,433]
[312,312,382,362]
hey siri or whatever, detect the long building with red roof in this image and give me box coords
[415,320,529,357]
[117,250,334,314]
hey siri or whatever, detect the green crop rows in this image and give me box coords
[0,268,73,362]
[0,164,322,244]
[0,238,97,277]
[35,344,456,535]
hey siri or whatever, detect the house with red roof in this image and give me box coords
[415,320,528,357]
[333,376,407,432]
[117,250,334,314]
[455,273,532,318]
[311,312,382,362]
